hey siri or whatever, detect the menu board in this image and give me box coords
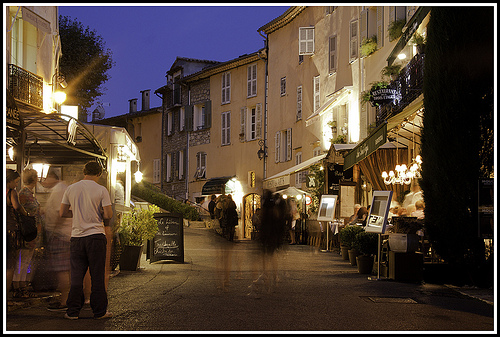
[149,213,184,263]
[365,191,393,234]
[316,195,338,222]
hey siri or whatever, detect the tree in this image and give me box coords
[59,15,114,121]
[420,7,493,286]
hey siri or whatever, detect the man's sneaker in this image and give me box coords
[64,313,79,320]
[95,311,113,319]
[47,302,68,312]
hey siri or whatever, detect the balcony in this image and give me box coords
[376,53,425,125]
[8,64,44,110]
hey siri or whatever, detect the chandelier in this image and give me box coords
[381,124,422,185]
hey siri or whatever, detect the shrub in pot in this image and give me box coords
[353,231,379,274]
[339,225,364,264]
[118,204,160,271]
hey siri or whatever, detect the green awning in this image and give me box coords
[343,123,387,170]
[201,177,232,195]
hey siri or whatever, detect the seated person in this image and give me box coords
[347,204,361,225]
[411,199,425,219]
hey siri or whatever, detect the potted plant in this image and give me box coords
[360,35,377,57]
[118,204,160,271]
[353,231,379,274]
[388,18,406,41]
[410,32,426,54]
[339,225,364,264]
[381,64,402,81]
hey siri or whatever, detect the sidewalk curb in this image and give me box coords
[444,284,494,306]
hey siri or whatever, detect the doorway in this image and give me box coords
[243,193,261,239]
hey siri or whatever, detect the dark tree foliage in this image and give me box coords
[59,15,114,121]
[420,7,493,286]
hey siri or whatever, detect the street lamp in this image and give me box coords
[257,139,267,160]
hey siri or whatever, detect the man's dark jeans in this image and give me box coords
[66,234,108,318]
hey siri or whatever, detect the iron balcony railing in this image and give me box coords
[8,64,44,110]
[376,53,425,125]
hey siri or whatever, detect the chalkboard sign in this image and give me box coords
[148,213,184,263]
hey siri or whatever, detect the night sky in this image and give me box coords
[58,4,289,119]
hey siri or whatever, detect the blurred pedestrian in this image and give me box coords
[347,204,361,225]
[287,198,299,245]
[225,194,238,242]
[248,191,287,297]
[208,194,217,219]
[13,168,42,299]
[6,169,29,305]
[60,161,113,320]
[43,169,72,311]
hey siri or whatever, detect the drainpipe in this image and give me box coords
[155,90,165,192]
[258,30,269,182]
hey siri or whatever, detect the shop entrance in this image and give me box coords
[243,193,261,239]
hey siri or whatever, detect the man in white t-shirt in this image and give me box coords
[60,161,113,320]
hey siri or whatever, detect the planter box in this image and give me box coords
[388,233,419,253]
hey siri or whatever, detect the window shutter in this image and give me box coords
[255,103,262,139]
[178,150,184,180]
[153,159,160,184]
[286,128,292,161]
[166,153,172,182]
[275,131,281,163]
[226,72,231,102]
[350,20,358,61]
[179,107,185,131]
[221,74,226,104]
[297,86,302,121]
[247,65,257,97]
[185,105,193,131]
[377,6,384,49]
[389,6,395,23]
[240,107,247,142]
[299,27,315,55]
[203,100,211,128]
[314,76,320,112]
[167,112,173,136]
[360,9,368,43]
[329,35,337,73]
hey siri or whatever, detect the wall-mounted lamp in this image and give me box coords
[8,146,15,161]
[257,139,267,160]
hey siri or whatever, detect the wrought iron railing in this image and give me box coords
[376,53,425,125]
[8,64,44,109]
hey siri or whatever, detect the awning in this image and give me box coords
[275,186,310,197]
[201,176,233,195]
[343,123,388,170]
[265,153,327,181]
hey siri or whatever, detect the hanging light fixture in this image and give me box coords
[26,139,51,181]
[381,128,411,185]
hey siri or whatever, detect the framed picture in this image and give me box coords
[316,195,338,222]
[365,190,393,234]
[36,166,62,193]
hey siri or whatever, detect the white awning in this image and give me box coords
[264,153,327,181]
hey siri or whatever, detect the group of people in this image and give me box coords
[208,194,238,241]
[6,161,114,320]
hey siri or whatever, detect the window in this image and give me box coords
[275,128,292,163]
[9,8,38,73]
[313,146,322,157]
[299,54,304,64]
[221,72,231,104]
[221,111,231,146]
[247,64,257,97]
[240,103,262,142]
[153,159,161,184]
[167,112,173,136]
[296,86,302,121]
[299,27,315,55]
[325,6,337,15]
[191,101,211,131]
[360,7,380,48]
[313,76,320,112]
[329,35,337,73]
[350,20,359,61]
[195,152,207,179]
[280,77,286,96]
